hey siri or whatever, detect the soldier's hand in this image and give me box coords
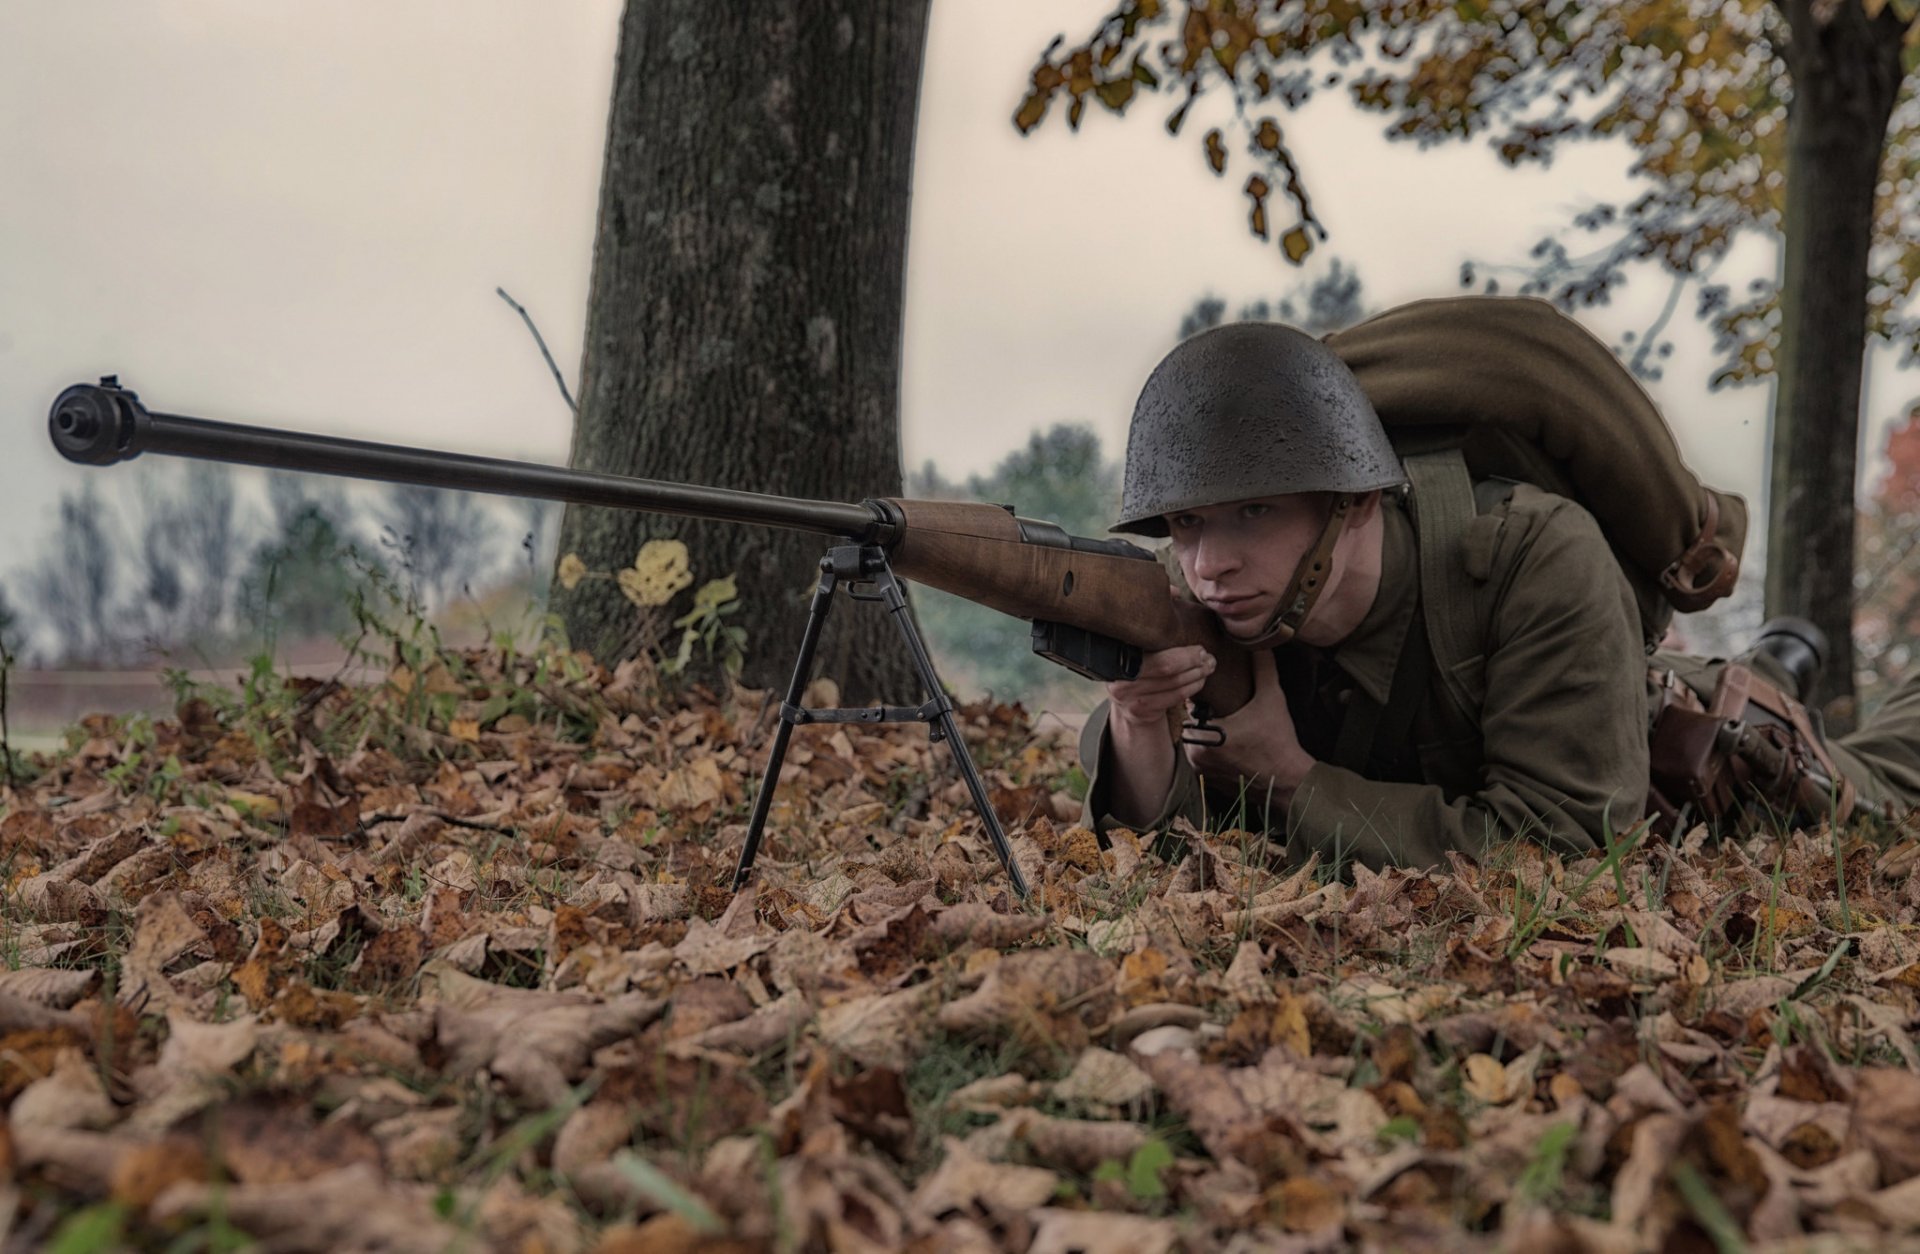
[1184,652,1315,796]
[1107,645,1216,730]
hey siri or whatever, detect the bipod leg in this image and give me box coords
[868,562,1033,901]
[731,555,840,892]
[730,544,1031,902]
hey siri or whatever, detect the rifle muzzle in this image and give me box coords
[50,379,148,466]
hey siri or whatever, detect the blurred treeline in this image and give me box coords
[0,463,559,667]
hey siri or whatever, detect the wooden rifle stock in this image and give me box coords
[881,499,1258,716]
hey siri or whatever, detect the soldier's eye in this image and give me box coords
[1170,514,1200,531]
[1241,503,1270,520]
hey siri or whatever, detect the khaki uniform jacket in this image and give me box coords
[1079,486,1651,869]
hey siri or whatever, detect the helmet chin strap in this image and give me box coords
[1235,494,1353,650]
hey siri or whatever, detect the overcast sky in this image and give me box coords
[3,2,1915,613]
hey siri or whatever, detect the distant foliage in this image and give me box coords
[1015,0,1920,382]
[27,483,119,664]
[1181,257,1370,340]
[1857,408,1920,700]
[378,483,503,614]
[237,502,385,646]
[10,464,533,665]
[910,425,1126,706]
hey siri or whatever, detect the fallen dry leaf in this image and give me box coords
[7,630,1920,1250]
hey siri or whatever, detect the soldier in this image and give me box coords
[1080,317,1920,869]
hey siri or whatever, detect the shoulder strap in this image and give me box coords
[1404,448,1482,725]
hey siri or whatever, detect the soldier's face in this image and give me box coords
[1166,493,1329,639]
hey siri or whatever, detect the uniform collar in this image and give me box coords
[1327,493,1416,707]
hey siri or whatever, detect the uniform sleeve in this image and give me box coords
[1078,700,1211,834]
[1284,501,1649,868]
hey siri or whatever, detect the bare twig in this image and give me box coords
[495,287,579,415]
[1,639,16,790]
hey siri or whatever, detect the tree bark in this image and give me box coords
[1769,0,1907,729]
[552,1,931,703]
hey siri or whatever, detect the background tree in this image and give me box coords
[377,483,501,614]
[130,462,245,650]
[237,501,380,645]
[28,484,119,664]
[1017,0,1920,719]
[550,1,931,702]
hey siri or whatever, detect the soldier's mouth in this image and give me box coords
[1204,595,1261,615]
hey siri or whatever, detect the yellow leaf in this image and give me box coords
[689,575,738,615]
[1275,1176,1342,1233]
[557,553,587,590]
[1270,989,1312,1057]
[449,718,481,743]
[226,790,283,820]
[1282,226,1312,263]
[1464,1053,1508,1104]
[388,664,415,695]
[1254,118,1283,151]
[620,539,695,608]
[1204,127,1226,174]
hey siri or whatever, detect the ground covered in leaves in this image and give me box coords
[6,637,1920,1252]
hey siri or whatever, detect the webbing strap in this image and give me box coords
[1404,449,1481,726]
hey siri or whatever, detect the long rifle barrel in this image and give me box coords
[50,377,1258,712]
[48,379,888,541]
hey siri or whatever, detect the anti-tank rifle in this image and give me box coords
[48,379,1259,899]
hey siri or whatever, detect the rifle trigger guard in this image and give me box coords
[1180,704,1226,748]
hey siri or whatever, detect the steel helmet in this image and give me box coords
[1113,321,1406,536]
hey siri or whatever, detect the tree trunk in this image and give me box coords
[552,1,931,703]
[1768,0,1906,730]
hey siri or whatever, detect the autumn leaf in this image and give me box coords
[1203,127,1226,174]
[1245,174,1270,238]
[18,607,1920,1248]
[618,538,694,607]
[1282,225,1312,263]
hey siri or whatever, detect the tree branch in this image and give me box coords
[495,287,578,415]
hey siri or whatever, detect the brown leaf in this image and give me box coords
[1029,1208,1179,1254]
[553,1100,636,1177]
[926,901,1048,952]
[151,1162,454,1252]
[0,967,97,1009]
[913,1138,1058,1220]
[1854,1067,1920,1185]
[11,1047,115,1131]
[1204,127,1227,173]
[433,978,668,1109]
[121,891,208,1010]
[818,984,936,1071]
[1272,1175,1344,1234]
[1051,1047,1155,1110]
[668,988,811,1057]
[936,950,1116,1049]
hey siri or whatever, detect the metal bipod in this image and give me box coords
[730,543,1032,899]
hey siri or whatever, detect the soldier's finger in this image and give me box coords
[1135,645,1215,679]
[1112,661,1213,704]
